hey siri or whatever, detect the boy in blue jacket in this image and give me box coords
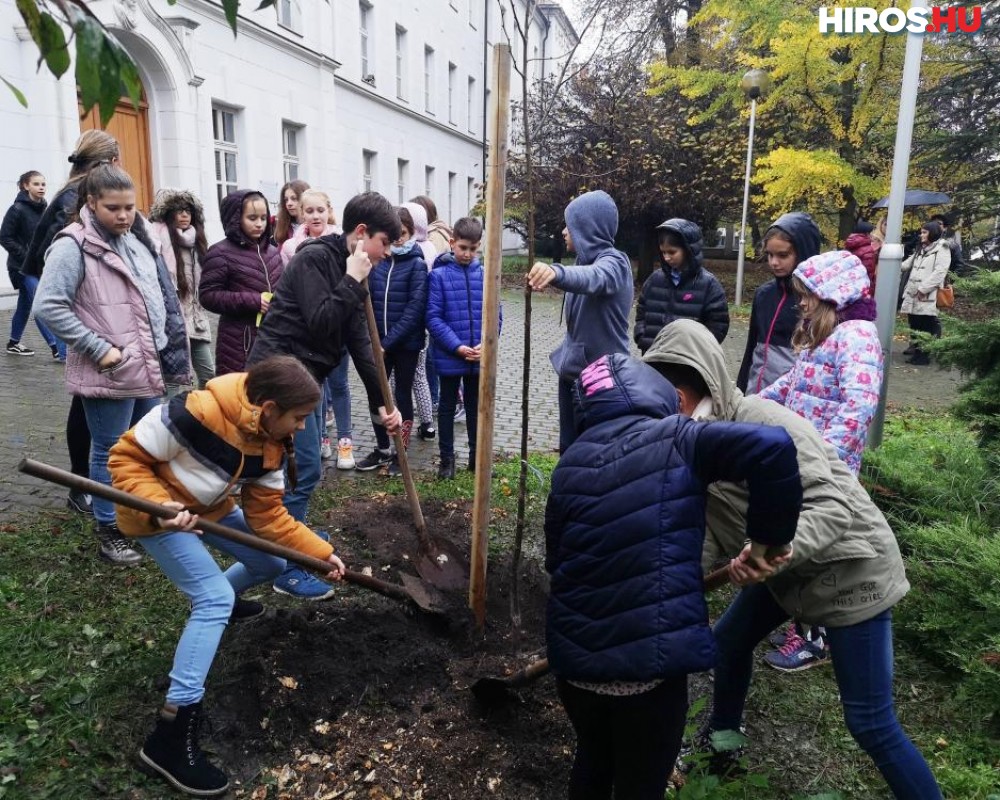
[546,353,801,800]
[427,217,490,479]
[526,190,634,452]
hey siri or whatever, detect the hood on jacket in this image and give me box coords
[565,190,619,265]
[220,189,273,247]
[643,319,739,422]
[432,251,478,270]
[655,218,704,274]
[768,212,822,268]
[795,250,870,310]
[402,202,429,242]
[149,189,206,230]
[572,353,678,433]
[14,189,46,212]
[203,372,268,439]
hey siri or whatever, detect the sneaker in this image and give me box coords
[387,454,402,477]
[320,436,333,460]
[453,402,466,423]
[325,409,335,429]
[6,342,34,356]
[67,489,94,516]
[355,448,392,472]
[229,597,264,622]
[336,437,356,470]
[764,633,830,672]
[418,422,436,441]
[767,622,798,648]
[50,345,60,360]
[96,523,144,566]
[273,566,335,600]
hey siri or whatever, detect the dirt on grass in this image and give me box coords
[208,496,574,799]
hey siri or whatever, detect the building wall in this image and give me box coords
[0,0,576,293]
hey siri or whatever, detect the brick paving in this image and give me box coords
[0,290,961,518]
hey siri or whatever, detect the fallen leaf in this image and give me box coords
[278,676,299,690]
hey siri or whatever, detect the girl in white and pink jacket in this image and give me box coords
[279,189,341,266]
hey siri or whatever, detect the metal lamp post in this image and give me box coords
[734,68,771,307]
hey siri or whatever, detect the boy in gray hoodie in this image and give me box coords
[526,190,634,451]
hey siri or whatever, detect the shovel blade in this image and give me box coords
[415,537,468,591]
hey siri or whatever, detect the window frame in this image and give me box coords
[212,105,240,209]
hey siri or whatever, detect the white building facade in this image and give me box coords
[0,0,577,294]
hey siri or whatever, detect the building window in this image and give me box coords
[424,165,435,197]
[282,122,303,182]
[212,105,239,209]
[363,149,376,193]
[467,177,475,212]
[395,25,407,100]
[397,159,409,204]
[447,171,456,222]
[467,76,476,133]
[277,0,302,33]
[448,63,456,124]
[359,2,372,80]
[423,46,434,113]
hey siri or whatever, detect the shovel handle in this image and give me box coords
[17,458,413,604]
[361,289,429,548]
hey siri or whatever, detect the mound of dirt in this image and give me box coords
[209,497,573,799]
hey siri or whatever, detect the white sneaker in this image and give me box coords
[320,436,333,460]
[336,437,356,470]
[325,409,335,429]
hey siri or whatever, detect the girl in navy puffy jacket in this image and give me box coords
[356,207,427,474]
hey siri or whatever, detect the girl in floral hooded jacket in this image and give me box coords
[760,250,883,476]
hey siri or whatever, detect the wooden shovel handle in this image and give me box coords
[17,458,413,604]
[361,289,429,548]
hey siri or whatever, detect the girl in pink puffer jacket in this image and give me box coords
[760,250,884,476]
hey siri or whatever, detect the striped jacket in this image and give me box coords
[107,372,334,560]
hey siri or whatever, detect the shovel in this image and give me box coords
[470,563,734,706]
[362,290,467,591]
[18,458,447,614]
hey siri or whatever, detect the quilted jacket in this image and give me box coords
[369,244,428,352]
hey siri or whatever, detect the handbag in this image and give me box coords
[936,282,955,310]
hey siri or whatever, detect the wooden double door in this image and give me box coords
[78,88,155,214]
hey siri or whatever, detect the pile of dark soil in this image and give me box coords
[210,497,573,799]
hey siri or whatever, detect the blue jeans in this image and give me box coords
[9,272,56,347]
[138,507,285,705]
[82,395,162,525]
[283,401,323,523]
[324,354,352,440]
[710,584,941,799]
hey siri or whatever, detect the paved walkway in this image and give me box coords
[0,292,961,517]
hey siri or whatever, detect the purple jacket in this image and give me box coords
[199,190,283,375]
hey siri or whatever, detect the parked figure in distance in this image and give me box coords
[526,190,634,453]
[109,356,345,799]
[737,211,822,395]
[2,170,60,358]
[199,190,283,375]
[633,218,729,354]
[899,220,951,366]
[149,189,215,390]
[35,164,189,567]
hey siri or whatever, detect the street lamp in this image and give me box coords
[734,68,771,307]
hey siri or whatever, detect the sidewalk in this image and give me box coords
[0,292,961,518]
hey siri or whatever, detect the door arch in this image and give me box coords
[78,85,155,214]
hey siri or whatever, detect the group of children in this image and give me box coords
[2,131,944,797]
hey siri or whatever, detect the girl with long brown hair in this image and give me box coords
[273,179,310,245]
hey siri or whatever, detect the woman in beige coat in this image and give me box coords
[899,220,951,365]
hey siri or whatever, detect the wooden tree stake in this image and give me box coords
[470,44,512,627]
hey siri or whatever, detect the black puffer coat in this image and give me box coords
[21,185,77,278]
[1,190,47,280]
[634,218,729,353]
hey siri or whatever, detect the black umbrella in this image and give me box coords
[871,190,951,208]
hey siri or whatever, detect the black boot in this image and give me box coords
[437,454,456,480]
[139,702,229,796]
[467,450,477,473]
[906,350,931,366]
